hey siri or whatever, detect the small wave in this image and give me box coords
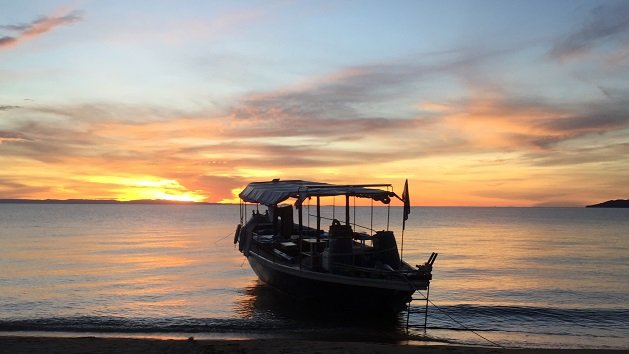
[0,316,291,334]
[409,304,629,335]
[0,315,429,344]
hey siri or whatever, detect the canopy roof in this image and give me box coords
[239,179,399,207]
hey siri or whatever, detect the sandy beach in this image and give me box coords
[0,336,627,354]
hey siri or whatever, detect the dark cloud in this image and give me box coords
[230,47,495,124]
[0,24,29,31]
[524,142,629,167]
[0,10,83,49]
[34,103,188,124]
[0,119,105,163]
[0,36,17,46]
[0,130,28,141]
[550,3,629,59]
[228,114,426,140]
[530,98,629,147]
[541,111,629,133]
[175,141,398,169]
[0,105,21,111]
[474,188,569,204]
[232,66,419,122]
[226,58,470,149]
[0,12,83,33]
[0,179,53,198]
[446,91,629,151]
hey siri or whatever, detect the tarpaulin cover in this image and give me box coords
[239,179,398,206]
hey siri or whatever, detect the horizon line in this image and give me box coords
[0,198,602,208]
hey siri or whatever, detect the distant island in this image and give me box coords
[586,199,629,208]
[0,199,219,205]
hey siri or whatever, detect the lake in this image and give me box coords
[0,204,627,349]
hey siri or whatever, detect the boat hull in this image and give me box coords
[246,252,417,313]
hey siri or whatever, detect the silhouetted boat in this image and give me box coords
[234,179,436,312]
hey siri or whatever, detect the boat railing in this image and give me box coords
[307,212,377,234]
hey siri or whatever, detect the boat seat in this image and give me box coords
[253,234,275,244]
[279,241,298,256]
[274,248,294,262]
[300,238,327,254]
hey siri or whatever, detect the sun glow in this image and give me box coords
[152,192,205,202]
[218,187,245,204]
[84,175,207,202]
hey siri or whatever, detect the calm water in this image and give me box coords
[0,204,627,348]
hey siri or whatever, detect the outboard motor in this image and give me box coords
[372,230,401,270]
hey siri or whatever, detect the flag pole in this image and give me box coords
[400,228,405,268]
[400,179,410,268]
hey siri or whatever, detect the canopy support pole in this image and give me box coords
[316,196,321,235]
[298,205,303,234]
[345,195,350,226]
[370,199,374,236]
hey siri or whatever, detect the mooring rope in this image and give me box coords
[412,290,506,349]
[215,230,234,244]
[395,269,505,349]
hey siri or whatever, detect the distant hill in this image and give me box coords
[586,199,629,208]
[0,199,218,205]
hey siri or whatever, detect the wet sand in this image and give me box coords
[0,336,627,354]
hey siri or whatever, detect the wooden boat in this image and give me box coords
[235,179,436,312]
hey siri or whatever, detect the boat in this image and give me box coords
[234,179,437,313]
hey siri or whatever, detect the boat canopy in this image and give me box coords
[239,179,399,207]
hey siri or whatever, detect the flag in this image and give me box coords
[402,179,410,230]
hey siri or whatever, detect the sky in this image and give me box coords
[1,0,628,206]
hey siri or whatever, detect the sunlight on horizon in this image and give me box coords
[82,176,208,202]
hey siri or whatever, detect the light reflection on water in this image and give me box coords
[0,204,628,348]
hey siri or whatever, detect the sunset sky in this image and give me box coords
[1,0,628,206]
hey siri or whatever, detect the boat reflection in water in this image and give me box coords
[234,280,412,342]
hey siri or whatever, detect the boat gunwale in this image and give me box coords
[247,250,428,291]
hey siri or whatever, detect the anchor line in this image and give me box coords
[412,290,506,349]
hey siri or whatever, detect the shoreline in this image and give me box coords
[0,335,627,354]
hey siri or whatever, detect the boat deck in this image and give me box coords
[249,231,430,289]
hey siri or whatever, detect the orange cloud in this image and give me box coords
[0,10,82,49]
[2,47,628,207]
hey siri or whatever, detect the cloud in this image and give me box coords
[232,65,414,120]
[523,141,629,167]
[549,3,629,60]
[0,105,21,111]
[0,10,82,49]
[197,175,250,202]
[216,49,629,176]
[0,130,29,144]
[539,109,629,134]
[0,36,18,47]
[0,98,424,202]
[2,37,627,204]
[230,46,500,121]
[226,59,464,144]
[0,178,54,199]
